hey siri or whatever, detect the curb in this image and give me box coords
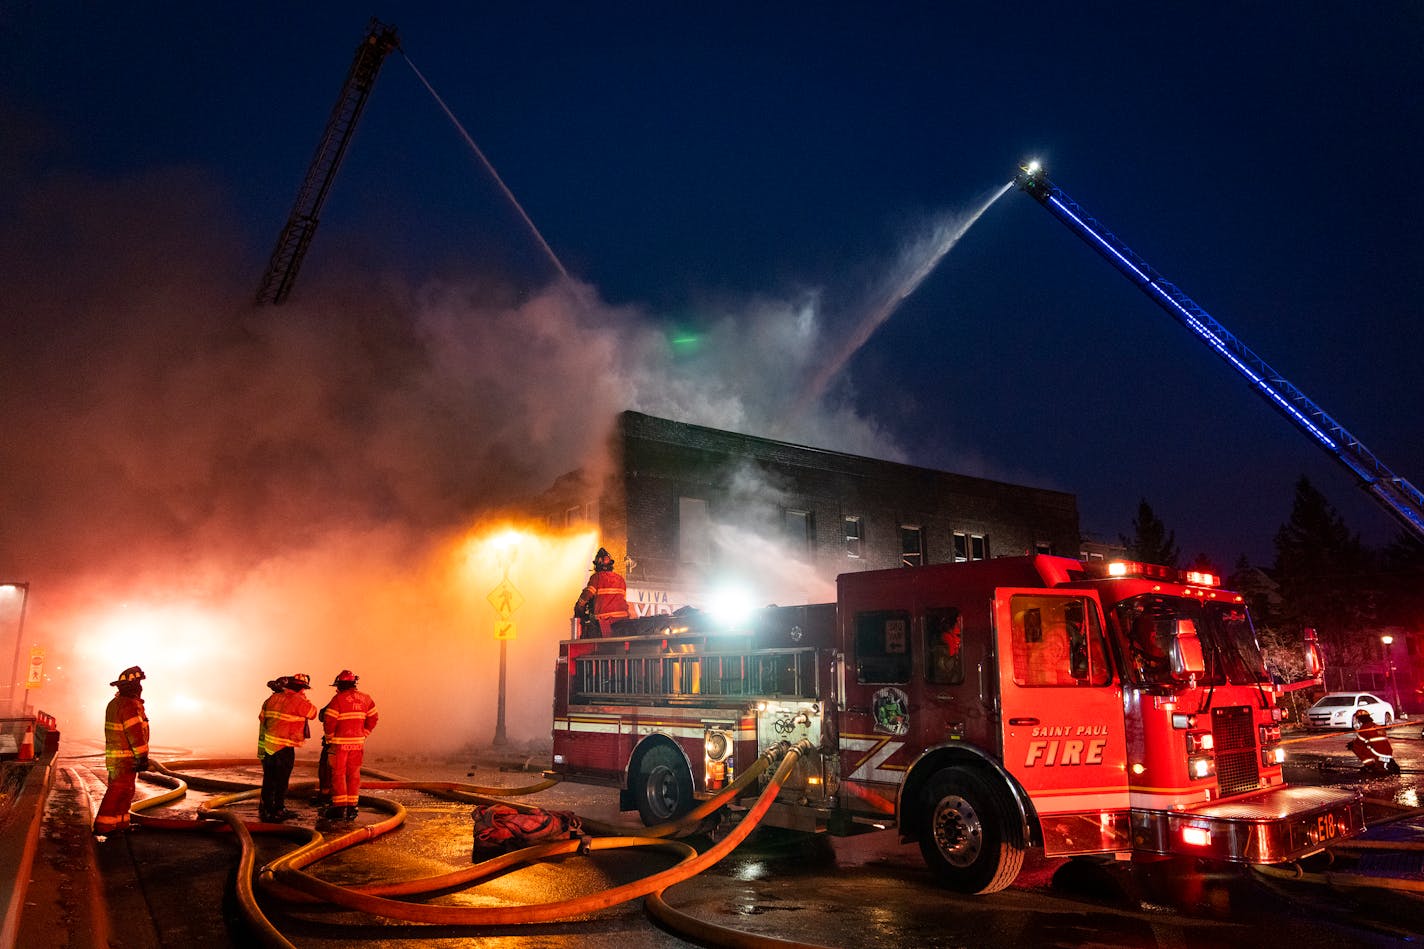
[0,747,57,948]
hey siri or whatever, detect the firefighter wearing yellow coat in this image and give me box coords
[258,672,318,822]
[93,666,149,837]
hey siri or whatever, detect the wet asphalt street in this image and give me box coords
[19,725,1424,948]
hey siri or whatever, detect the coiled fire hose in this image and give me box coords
[132,740,823,948]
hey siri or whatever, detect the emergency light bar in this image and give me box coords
[1090,560,1219,587]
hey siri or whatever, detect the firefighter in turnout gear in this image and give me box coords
[321,670,378,826]
[93,666,150,836]
[311,694,335,809]
[1348,708,1401,775]
[573,547,629,637]
[258,672,318,822]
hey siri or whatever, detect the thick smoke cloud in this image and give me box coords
[0,149,901,755]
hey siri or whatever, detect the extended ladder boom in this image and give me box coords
[1015,162,1424,541]
[255,19,400,305]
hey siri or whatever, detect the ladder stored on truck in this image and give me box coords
[1015,162,1424,542]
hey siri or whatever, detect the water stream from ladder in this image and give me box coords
[783,181,1015,428]
[403,54,571,281]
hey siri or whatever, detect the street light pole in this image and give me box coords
[2,582,31,717]
[1382,634,1402,717]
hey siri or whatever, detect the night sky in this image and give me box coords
[3,5,1422,745]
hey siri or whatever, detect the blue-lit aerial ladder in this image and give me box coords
[1014,161,1424,542]
[255,19,400,305]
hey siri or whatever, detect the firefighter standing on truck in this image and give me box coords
[93,665,149,837]
[573,547,629,637]
[1348,708,1401,775]
[258,672,318,822]
[321,669,378,826]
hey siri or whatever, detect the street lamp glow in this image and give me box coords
[1381,634,1403,717]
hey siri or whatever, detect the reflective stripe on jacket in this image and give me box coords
[322,689,378,746]
[584,571,628,623]
[259,689,319,755]
[104,694,149,767]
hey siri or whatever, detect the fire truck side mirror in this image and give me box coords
[1169,619,1205,677]
[1303,627,1323,679]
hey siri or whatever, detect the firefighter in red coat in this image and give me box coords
[573,547,629,637]
[321,670,379,826]
[93,666,149,837]
[258,672,318,822]
[1348,709,1401,775]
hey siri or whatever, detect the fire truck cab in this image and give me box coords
[551,555,1364,893]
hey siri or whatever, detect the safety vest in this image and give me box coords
[259,689,318,755]
[104,694,149,768]
[323,689,379,747]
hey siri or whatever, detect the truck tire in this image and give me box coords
[918,767,1025,893]
[635,745,694,826]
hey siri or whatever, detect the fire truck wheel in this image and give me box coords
[635,745,694,826]
[918,767,1025,894]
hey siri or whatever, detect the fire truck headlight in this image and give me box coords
[1189,756,1215,780]
[1185,731,1214,753]
[1262,746,1285,767]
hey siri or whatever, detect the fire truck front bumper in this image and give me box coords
[1135,785,1365,864]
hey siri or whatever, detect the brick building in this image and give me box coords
[541,411,1080,614]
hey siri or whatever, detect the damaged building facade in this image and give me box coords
[541,411,1080,616]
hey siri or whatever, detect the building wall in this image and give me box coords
[607,412,1080,597]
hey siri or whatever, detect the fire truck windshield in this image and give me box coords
[1114,596,1268,688]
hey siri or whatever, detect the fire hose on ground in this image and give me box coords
[120,741,828,949]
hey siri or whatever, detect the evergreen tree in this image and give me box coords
[1120,498,1180,568]
[1272,476,1375,670]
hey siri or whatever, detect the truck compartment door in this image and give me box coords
[994,589,1132,856]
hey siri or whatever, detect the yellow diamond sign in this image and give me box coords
[487,579,524,619]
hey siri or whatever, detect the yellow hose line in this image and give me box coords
[262,741,811,926]
[204,808,299,949]
[1330,838,1424,852]
[1255,862,1424,895]
[1280,721,1418,747]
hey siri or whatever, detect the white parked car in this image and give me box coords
[1304,691,1395,730]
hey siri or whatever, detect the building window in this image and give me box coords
[785,509,813,554]
[854,610,912,683]
[952,531,969,563]
[1034,541,1053,556]
[901,526,923,567]
[971,534,988,561]
[844,516,863,558]
[679,497,709,565]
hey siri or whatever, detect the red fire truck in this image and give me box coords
[550,555,1365,892]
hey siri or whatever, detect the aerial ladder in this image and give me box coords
[255,18,400,305]
[1015,161,1424,542]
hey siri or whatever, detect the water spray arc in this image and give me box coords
[403,55,571,282]
[783,182,1014,428]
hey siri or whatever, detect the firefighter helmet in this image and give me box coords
[593,547,615,572]
[289,673,312,690]
[110,666,146,686]
[1353,708,1375,726]
[267,676,288,692]
[332,670,359,688]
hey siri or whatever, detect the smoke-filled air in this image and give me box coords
[0,128,994,757]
